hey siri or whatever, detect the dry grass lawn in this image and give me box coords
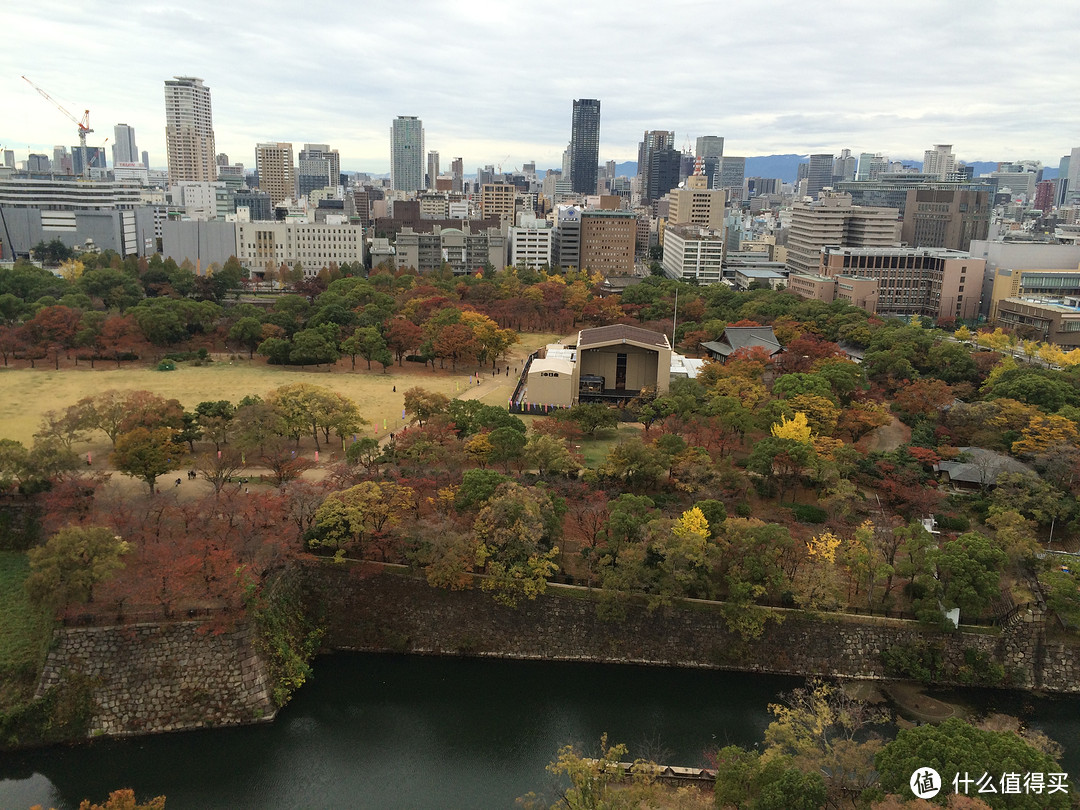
[0,331,565,451]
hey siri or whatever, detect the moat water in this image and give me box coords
[2,653,1080,809]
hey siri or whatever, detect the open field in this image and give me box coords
[0,331,566,449]
[578,424,642,467]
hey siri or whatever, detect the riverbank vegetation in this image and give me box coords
[523,679,1071,809]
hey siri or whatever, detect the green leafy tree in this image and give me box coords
[602,437,667,491]
[25,526,130,610]
[402,387,451,427]
[342,326,388,370]
[110,427,186,493]
[875,718,1069,810]
[455,468,511,511]
[747,436,816,502]
[524,433,578,477]
[929,533,1007,621]
[473,482,561,606]
[289,326,340,367]
[563,402,618,436]
[312,481,414,557]
[228,316,264,358]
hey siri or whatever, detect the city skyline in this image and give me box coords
[3,0,1079,174]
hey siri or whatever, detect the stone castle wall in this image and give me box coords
[301,565,1080,694]
[33,564,1080,744]
[37,621,275,737]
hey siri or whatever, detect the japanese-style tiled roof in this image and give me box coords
[935,447,1034,486]
[703,326,782,357]
[577,324,671,350]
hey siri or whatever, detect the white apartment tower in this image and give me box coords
[923,144,957,180]
[164,77,216,183]
[390,116,424,193]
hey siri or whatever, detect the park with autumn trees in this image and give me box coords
[3,249,1080,800]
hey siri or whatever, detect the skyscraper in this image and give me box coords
[806,153,835,198]
[426,151,440,190]
[717,156,746,198]
[451,157,463,193]
[390,116,424,193]
[255,142,297,207]
[570,99,601,195]
[637,131,675,180]
[695,136,724,159]
[857,153,888,181]
[164,76,216,183]
[112,124,139,166]
[834,149,857,183]
[922,145,956,180]
[298,144,340,198]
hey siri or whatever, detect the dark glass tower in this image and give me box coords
[570,99,601,194]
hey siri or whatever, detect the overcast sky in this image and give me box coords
[2,0,1077,174]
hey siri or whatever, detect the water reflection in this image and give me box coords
[1,654,1076,809]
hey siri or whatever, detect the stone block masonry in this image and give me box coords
[37,621,276,737]
[302,565,1080,695]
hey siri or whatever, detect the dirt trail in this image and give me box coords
[859,415,911,453]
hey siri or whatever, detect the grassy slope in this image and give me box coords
[0,552,54,708]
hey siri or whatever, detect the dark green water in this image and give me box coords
[1,653,1078,809]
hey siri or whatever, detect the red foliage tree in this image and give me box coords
[100,314,143,367]
[385,318,424,365]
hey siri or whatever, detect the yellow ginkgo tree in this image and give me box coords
[771,411,814,444]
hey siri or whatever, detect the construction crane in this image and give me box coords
[21,75,93,180]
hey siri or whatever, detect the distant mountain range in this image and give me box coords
[363,156,1056,184]
[612,157,1053,184]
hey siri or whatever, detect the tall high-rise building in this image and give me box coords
[695,136,724,159]
[922,144,956,180]
[390,116,424,193]
[164,76,216,183]
[570,99,601,194]
[643,145,680,202]
[451,157,463,193]
[1064,147,1080,207]
[834,149,857,183]
[857,153,889,181]
[638,130,675,180]
[426,151,439,190]
[806,153,835,197]
[717,156,746,199]
[112,124,139,166]
[298,144,340,199]
[255,142,297,207]
[2,150,14,169]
